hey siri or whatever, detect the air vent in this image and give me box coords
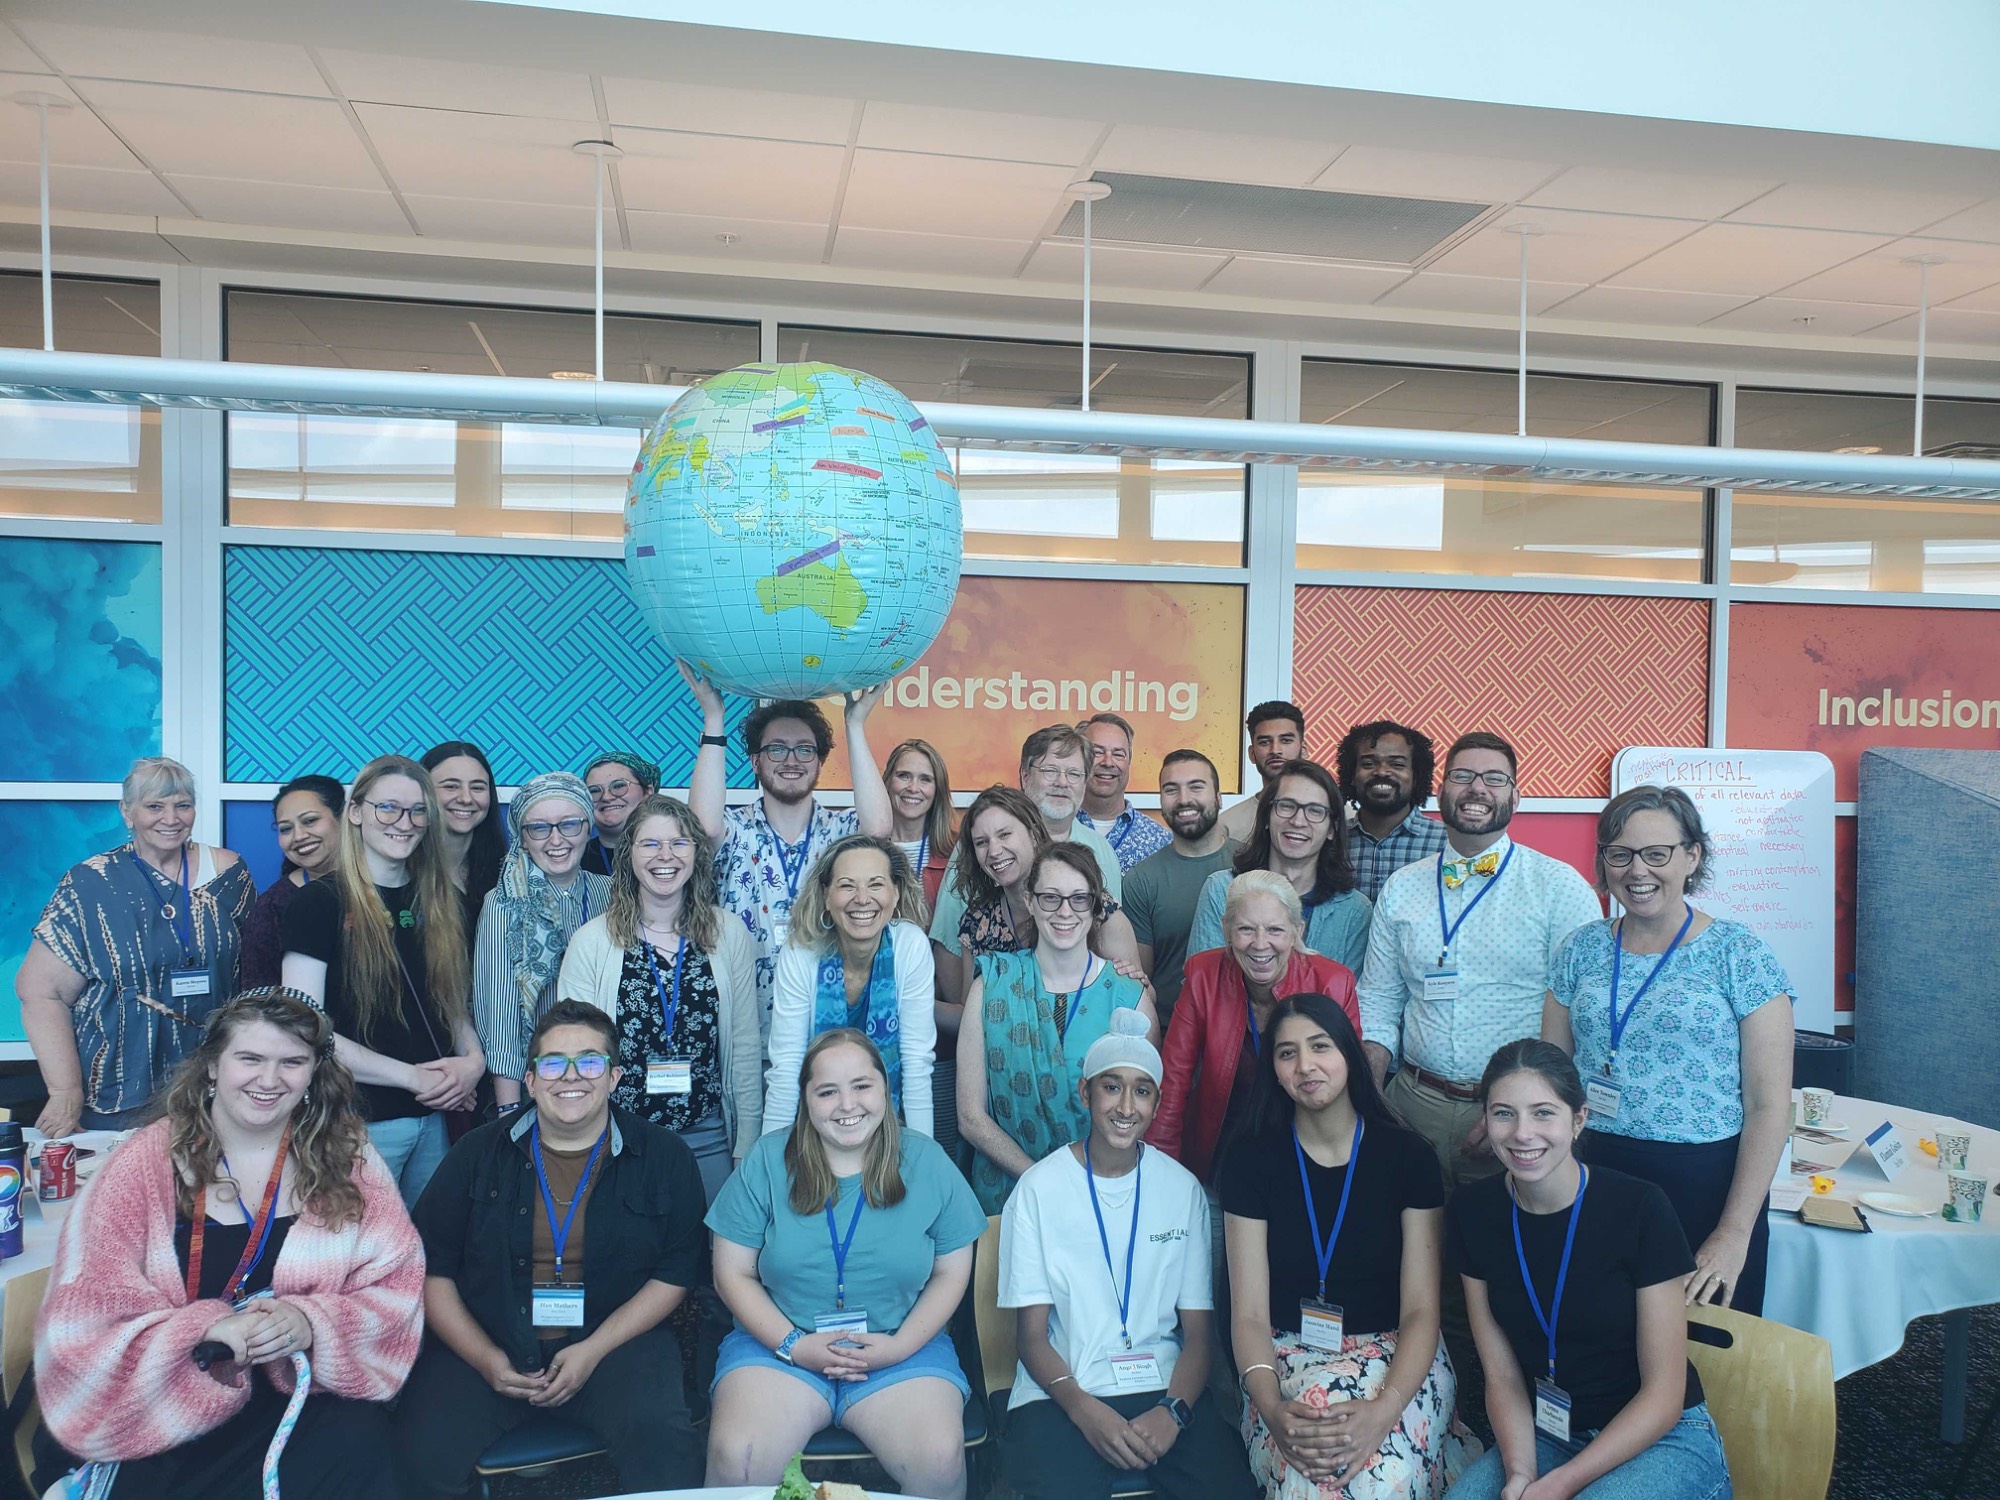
[1054,171,1488,264]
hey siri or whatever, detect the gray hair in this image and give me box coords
[1595,784,1713,894]
[122,756,196,808]
[1222,869,1306,935]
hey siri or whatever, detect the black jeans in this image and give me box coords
[392,1323,700,1499]
[1001,1389,1256,1500]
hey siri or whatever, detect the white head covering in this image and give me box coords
[1081,1006,1162,1085]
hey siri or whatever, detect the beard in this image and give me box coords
[1356,777,1413,815]
[1441,793,1514,837]
[762,773,819,806]
[1166,802,1219,840]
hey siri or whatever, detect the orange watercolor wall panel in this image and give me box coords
[816,577,1246,792]
[1728,602,2000,800]
[1293,587,1709,799]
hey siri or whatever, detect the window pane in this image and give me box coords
[1734,388,2000,593]
[776,325,1250,565]
[0,273,161,524]
[1297,360,1712,582]
[224,290,756,538]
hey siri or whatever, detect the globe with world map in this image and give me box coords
[624,361,964,699]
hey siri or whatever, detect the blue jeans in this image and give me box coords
[1446,1403,1731,1500]
[367,1112,449,1208]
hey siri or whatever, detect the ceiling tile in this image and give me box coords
[1856,306,2000,347]
[613,129,846,221]
[15,20,330,97]
[0,26,51,74]
[1092,124,1337,188]
[601,77,853,145]
[1913,198,2000,245]
[839,150,1075,239]
[1701,295,1914,337]
[1542,284,1756,327]
[1938,275,2000,313]
[80,80,382,188]
[1312,145,1554,203]
[1426,206,1699,283]
[401,193,601,248]
[316,48,596,120]
[1725,181,1988,235]
[830,226,1034,277]
[354,103,600,204]
[856,102,1101,166]
[625,208,825,261]
[0,73,145,171]
[0,158,183,216]
[1373,272,1587,316]
[168,175,412,235]
[1605,222,1889,295]
[1525,166,1777,220]
[1022,240,1230,292]
[1773,236,2000,303]
[1199,256,1409,302]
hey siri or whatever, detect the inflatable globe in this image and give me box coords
[624,361,963,700]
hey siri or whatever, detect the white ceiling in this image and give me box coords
[0,0,1998,365]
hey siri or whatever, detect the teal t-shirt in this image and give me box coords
[706,1128,988,1335]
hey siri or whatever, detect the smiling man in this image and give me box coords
[1122,750,1238,1023]
[1218,701,1307,845]
[1335,720,1450,901]
[1076,713,1172,871]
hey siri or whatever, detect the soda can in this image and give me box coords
[39,1142,75,1201]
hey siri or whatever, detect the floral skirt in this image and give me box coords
[1241,1329,1482,1500]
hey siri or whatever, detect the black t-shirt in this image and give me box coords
[283,878,448,1122]
[175,1213,297,1301]
[1447,1164,1703,1431]
[1222,1118,1443,1337]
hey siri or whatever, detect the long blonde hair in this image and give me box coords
[605,794,722,952]
[332,755,469,1044]
[163,988,368,1229]
[786,835,928,952]
[883,738,958,861]
[785,1028,907,1215]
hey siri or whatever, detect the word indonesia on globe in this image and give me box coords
[625,361,965,700]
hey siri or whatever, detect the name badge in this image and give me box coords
[1534,1377,1572,1440]
[170,968,212,1000]
[1422,969,1459,1004]
[814,1308,869,1344]
[1298,1298,1344,1352]
[646,1058,693,1095]
[531,1283,586,1328]
[1584,1073,1623,1123]
[1107,1350,1165,1391]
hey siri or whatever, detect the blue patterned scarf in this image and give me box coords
[813,937,903,1113]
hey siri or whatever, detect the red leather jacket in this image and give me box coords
[1152,948,1360,1180]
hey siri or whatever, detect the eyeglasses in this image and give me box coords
[1031,764,1087,786]
[633,837,696,856]
[1270,797,1331,825]
[1031,889,1096,913]
[757,743,820,762]
[530,1051,611,1081]
[1599,842,1690,869]
[587,778,636,802]
[1445,769,1516,788]
[521,817,590,843]
[360,798,428,827]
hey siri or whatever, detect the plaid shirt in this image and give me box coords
[1348,807,1449,901]
[1077,803,1173,871]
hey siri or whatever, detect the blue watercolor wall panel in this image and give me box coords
[0,539,162,780]
[223,546,752,788]
[0,802,131,1044]
[224,800,283,893]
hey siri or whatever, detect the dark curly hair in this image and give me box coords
[1335,720,1437,811]
[1232,759,1355,903]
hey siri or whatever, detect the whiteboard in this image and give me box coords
[1611,747,1836,1034]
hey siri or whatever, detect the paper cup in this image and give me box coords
[1936,1130,1972,1173]
[1800,1087,1834,1126]
[1944,1171,1988,1224]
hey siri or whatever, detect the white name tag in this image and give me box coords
[814,1309,869,1340]
[646,1058,693,1095]
[1298,1299,1344,1351]
[1422,969,1459,1004]
[1863,1121,1911,1180]
[1584,1074,1623,1123]
[170,969,212,999]
[531,1283,585,1328]
[1107,1350,1165,1390]
[1534,1377,1573,1440]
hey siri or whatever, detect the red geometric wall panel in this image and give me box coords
[1293,586,1710,798]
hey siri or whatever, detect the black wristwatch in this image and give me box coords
[699,733,730,748]
[1156,1395,1192,1430]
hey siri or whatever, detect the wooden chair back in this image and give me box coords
[971,1215,1015,1398]
[1685,1302,1836,1500]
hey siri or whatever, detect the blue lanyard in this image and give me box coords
[825,1187,867,1309]
[774,817,814,901]
[1607,907,1693,1067]
[216,1150,279,1297]
[1082,1137,1143,1349]
[1511,1165,1588,1383]
[1295,1117,1364,1302]
[1433,842,1514,964]
[131,847,195,953]
[594,841,614,877]
[531,1122,607,1283]
[576,881,591,924]
[1247,999,1260,1057]
[915,833,927,877]
[645,938,689,1040]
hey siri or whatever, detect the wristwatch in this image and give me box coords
[775,1328,804,1364]
[1155,1395,1192,1430]
[699,733,730,749]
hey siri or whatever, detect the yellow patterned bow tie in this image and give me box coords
[1441,850,1502,889]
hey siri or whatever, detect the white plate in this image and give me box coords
[1859,1192,1934,1218]
[1796,1121,1850,1137]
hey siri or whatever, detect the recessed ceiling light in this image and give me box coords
[1835,445,1883,455]
[548,370,595,381]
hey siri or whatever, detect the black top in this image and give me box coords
[283,878,448,1122]
[1447,1164,1703,1431]
[1223,1119,1443,1336]
[174,1213,298,1302]
[583,837,618,879]
[412,1104,705,1372]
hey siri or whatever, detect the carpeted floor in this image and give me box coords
[496,1304,2000,1500]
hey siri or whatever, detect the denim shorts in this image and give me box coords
[1445,1401,1730,1500]
[713,1327,970,1424]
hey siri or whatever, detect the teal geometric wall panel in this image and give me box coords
[0,538,161,781]
[0,802,132,1043]
[224,545,753,788]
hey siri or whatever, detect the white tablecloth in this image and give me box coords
[1765,1092,2000,1379]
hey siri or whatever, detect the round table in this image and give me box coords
[1764,1091,2000,1440]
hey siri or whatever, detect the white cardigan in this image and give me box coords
[762,919,936,1137]
[556,913,764,1158]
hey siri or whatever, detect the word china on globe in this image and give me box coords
[625,361,964,699]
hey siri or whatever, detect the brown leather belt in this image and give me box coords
[1405,1064,1480,1102]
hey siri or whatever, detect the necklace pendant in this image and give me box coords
[161,902,177,922]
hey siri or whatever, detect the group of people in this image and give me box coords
[18,684,1795,1500]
